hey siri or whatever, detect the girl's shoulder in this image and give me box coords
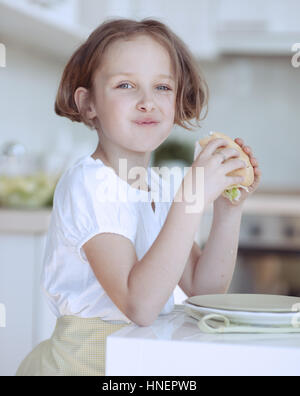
[51,155,139,255]
[54,154,104,196]
[53,154,139,210]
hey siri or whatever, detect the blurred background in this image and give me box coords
[0,0,300,375]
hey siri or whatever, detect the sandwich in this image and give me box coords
[194,131,254,203]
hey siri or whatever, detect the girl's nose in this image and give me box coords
[136,91,155,112]
[137,101,155,112]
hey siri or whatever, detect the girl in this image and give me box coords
[16,18,261,376]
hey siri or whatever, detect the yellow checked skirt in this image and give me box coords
[15,315,129,376]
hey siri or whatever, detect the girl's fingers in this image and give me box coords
[235,139,259,168]
[255,167,261,176]
[235,138,252,155]
[235,137,244,145]
[240,143,254,160]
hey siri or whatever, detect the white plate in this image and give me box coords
[186,294,300,313]
[183,294,300,326]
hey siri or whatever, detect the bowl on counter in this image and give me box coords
[0,171,59,209]
[0,142,66,209]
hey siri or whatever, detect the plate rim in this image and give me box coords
[184,294,300,314]
[183,301,297,318]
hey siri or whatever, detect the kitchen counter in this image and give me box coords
[106,304,300,376]
[0,207,52,233]
[237,192,300,216]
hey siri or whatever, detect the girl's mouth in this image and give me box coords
[134,121,159,126]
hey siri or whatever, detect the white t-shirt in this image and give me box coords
[41,154,177,324]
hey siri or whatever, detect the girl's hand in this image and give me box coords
[214,137,262,209]
[192,138,247,209]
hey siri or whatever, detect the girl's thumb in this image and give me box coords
[194,140,202,161]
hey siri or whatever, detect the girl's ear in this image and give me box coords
[74,87,97,121]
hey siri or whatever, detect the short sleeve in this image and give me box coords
[55,164,138,264]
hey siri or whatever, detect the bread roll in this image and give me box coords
[195,131,254,202]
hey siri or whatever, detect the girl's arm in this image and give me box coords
[84,165,204,327]
[127,168,204,325]
[191,204,243,295]
[191,135,261,295]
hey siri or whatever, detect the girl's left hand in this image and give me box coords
[214,137,262,209]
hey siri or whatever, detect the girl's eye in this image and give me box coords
[157,85,171,91]
[116,83,171,91]
[117,83,133,89]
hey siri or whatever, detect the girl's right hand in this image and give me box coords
[192,138,246,207]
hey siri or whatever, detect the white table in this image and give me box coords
[106,304,300,376]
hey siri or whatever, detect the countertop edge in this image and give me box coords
[0,207,52,233]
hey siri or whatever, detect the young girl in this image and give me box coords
[16,18,261,376]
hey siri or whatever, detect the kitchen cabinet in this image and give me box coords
[0,208,56,376]
[216,0,300,54]
[217,0,300,33]
[64,0,220,60]
[0,0,90,60]
[8,0,80,26]
[129,0,219,59]
[79,0,133,28]
[1,0,298,61]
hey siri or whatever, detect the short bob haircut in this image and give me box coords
[55,18,209,132]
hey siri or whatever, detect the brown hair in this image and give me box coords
[55,18,209,131]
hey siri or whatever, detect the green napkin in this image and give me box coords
[184,306,300,334]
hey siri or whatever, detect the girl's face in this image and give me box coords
[89,34,176,153]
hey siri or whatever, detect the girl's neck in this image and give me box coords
[91,147,152,192]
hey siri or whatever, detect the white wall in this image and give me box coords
[0,39,299,190]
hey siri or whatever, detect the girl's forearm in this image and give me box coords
[128,166,204,326]
[192,206,243,295]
